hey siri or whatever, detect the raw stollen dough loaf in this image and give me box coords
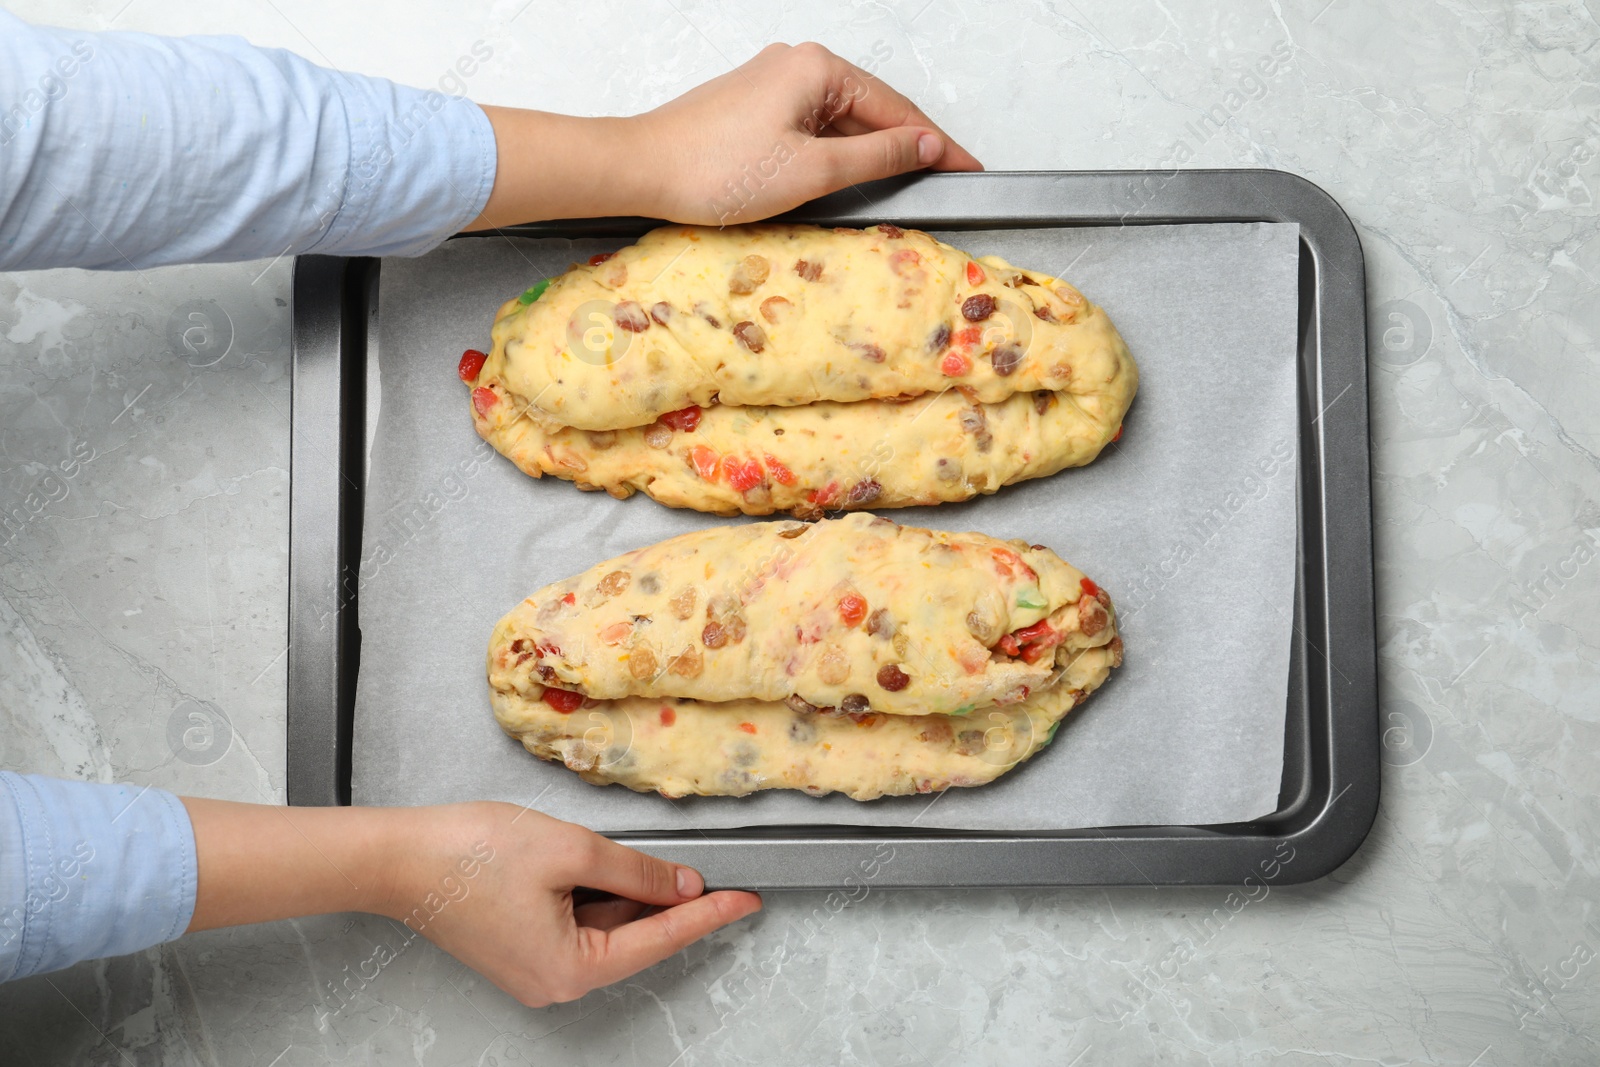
[461,223,1137,517]
[487,515,1123,798]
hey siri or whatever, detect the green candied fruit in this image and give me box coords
[1045,720,1062,742]
[952,703,977,716]
[1015,593,1046,610]
[518,278,552,305]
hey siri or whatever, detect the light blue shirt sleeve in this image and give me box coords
[0,10,497,270]
[0,773,197,982]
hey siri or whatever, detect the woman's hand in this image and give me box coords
[471,41,982,229]
[628,41,984,224]
[384,802,762,1007]
[184,797,761,1007]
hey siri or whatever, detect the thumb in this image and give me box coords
[579,832,705,907]
[815,126,945,188]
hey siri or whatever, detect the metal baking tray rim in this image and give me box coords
[287,169,1379,889]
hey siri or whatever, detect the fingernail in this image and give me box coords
[676,866,704,897]
[917,133,942,165]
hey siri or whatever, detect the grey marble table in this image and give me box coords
[3,1,1597,1063]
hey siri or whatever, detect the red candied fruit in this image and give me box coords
[588,252,615,265]
[543,688,584,713]
[659,406,702,433]
[838,594,868,627]
[940,352,971,376]
[457,349,486,382]
[659,707,676,727]
[807,480,840,507]
[726,457,765,492]
[764,454,796,485]
[471,387,498,415]
[1080,577,1101,598]
[966,261,986,286]
[737,722,758,734]
[690,445,720,480]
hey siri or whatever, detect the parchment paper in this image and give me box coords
[352,223,1301,831]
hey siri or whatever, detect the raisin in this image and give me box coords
[851,342,886,363]
[1034,391,1052,415]
[587,430,617,449]
[643,423,672,449]
[596,570,630,597]
[1078,596,1106,638]
[928,323,951,352]
[702,622,727,648]
[668,587,696,619]
[650,301,673,325]
[638,573,660,595]
[866,608,893,637]
[876,664,910,691]
[962,294,996,322]
[760,296,792,323]
[733,321,766,353]
[1054,284,1086,307]
[669,646,704,676]
[840,693,871,714]
[965,610,996,643]
[794,259,823,281]
[846,479,882,505]
[959,408,987,436]
[778,523,808,539]
[817,644,849,684]
[629,647,658,679]
[786,693,820,715]
[991,342,1023,376]
[724,614,748,644]
[613,301,649,332]
[878,223,904,238]
[728,255,770,294]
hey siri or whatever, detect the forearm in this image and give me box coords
[467,107,654,228]
[181,798,414,931]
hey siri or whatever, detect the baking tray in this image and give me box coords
[287,170,1378,889]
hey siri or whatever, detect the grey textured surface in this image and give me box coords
[2,1,1598,1064]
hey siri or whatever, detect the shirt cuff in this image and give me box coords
[310,81,498,259]
[0,773,197,983]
